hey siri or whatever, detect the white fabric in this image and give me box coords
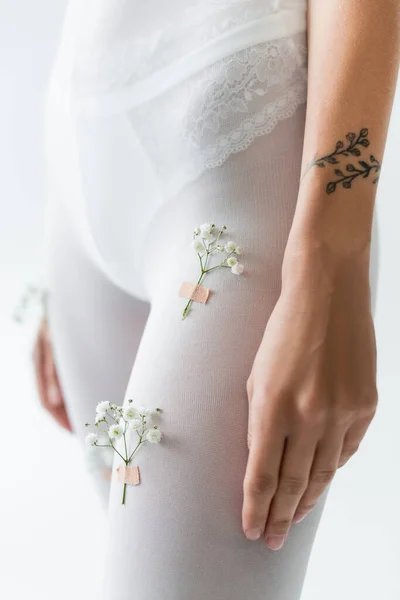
[44,0,308,301]
[43,3,381,597]
[47,107,333,600]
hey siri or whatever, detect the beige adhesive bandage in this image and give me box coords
[117,464,141,485]
[179,281,210,303]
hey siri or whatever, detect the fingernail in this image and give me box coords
[266,535,285,550]
[292,512,308,524]
[245,528,262,541]
[48,385,60,407]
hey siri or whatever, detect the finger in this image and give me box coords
[36,323,72,433]
[47,404,73,432]
[32,331,47,407]
[43,367,72,432]
[45,359,63,408]
[246,377,253,450]
[242,406,286,541]
[42,334,63,408]
[338,416,371,468]
[292,426,343,523]
[264,432,317,549]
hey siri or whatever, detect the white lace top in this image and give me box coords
[45,0,308,299]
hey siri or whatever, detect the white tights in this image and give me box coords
[46,105,378,599]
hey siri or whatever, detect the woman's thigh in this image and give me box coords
[103,105,330,600]
[46,200,151,504]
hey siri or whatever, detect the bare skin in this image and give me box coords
[32,316,72,432]
[242,0,400,549]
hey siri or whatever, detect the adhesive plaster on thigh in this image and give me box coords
[179,281,210,303]
[117,464,141,485]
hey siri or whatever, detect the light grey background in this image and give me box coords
[0,2,399,599]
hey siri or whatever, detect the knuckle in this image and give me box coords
[333,389,379,424]
[310,468,336,485]
[297,502,316,513]
[279,474,308,496]
[244,472,277,496]
[360,396,378,419]
[297,397,328,427]
[268,518,292,536]
[341,443,360,460]
[331,407,354,427]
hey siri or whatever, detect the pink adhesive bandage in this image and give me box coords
[117,464,141,485]
[179,281,210,303]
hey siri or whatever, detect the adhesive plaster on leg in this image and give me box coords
[179,281,210,303]
[117,464,141,485]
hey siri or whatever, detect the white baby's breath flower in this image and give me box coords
[225,241,236,253]
[226,256,238,267]
[108,423,124,440]
[96,401,110,414]
[200,223,214,242]
[201,231,213,242]
[123,406,138,421]
[130,418,142,431]
[144,408,158,416]
[146,427,162,444]
[200,222,213,235]
[85,433,98,446]
[182,222,244,319]
[231,262,244,275]
[192,240,204,253]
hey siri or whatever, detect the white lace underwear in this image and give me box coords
[44,0,308,299]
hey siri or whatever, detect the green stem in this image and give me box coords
[128,437,144,463]
[181,231,228,319]
[123,421,128,461]
[182,269,206,320]
[110,441,126,463]
[122,481,127,505]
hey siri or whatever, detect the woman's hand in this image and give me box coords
[242,250,378,550]
[32,316,72,432]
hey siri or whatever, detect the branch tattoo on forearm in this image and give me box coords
[301,128,381,194]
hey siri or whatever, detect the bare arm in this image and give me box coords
[242,0,400,550]
[287,0,400,275]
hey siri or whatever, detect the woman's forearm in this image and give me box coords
[283,0,400,288]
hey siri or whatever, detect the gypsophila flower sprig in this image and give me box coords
[85,400,162,504]
[182,223,244,319]
[12,283,48,324]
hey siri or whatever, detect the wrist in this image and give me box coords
[281,234,371,299]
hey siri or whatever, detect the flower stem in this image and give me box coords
[122,481,127,505]
[182,270,206,320]
[128,437,144,463]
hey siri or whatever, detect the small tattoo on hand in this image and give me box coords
[301,128,381,194]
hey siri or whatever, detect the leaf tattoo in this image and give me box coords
[301,128,381,194]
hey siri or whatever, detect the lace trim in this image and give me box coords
[200,81,307,171]
[127,33,308,197]
[186,35,307,166]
